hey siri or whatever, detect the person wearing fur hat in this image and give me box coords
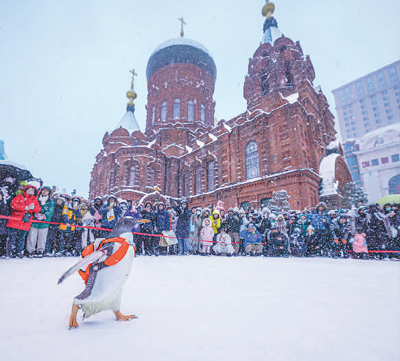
[5,185,41,258]
[26,186,55,258]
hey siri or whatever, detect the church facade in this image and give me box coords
[89,2,352,210]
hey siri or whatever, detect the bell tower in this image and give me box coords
[244,0,316,111]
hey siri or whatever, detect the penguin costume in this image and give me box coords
[58,216,142,329]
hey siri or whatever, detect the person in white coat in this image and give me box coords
[213,226,234,255]
[200,218,214,255]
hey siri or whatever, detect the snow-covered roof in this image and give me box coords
[114,110,140,134]
[280,92,299,104]
[151,37,212,58]
[319,154,340,196]
[0,160,29,170]
[327,139,339,150]
[358,124,400,150]
[262,25,283,44]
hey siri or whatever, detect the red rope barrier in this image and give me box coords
[0,214,399,252]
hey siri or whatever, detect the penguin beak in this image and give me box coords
[137,219,150,223]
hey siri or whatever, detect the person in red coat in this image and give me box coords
[6,185,41,258]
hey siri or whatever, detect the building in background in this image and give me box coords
[333,62,400,200]
[0,140,7,160]
[333,61,400,142]
[355,125,399,201]
[89,1,352,209]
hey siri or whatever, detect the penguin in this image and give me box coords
[58,216,142,329]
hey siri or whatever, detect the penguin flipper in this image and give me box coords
[57,250,105,285]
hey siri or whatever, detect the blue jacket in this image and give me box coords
[175,205,191,238]
[309,210,330,231]
[99,204,122,229]
[154,209,170,232]
[240,229,263,247]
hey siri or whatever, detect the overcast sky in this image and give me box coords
[1,0,398,197]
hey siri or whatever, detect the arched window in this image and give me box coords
[245,141,260,180]
[148,167,156,187]
[151,106,155,125]
[161,101,167,122]
[188,100,194,122]
[173,98,181,119]
[261,67,269,95]
[183,170,190,197]
[128,166,136,186]
[200,104,206,124]
[195,166,202,194]
[207,161,214,192]
[389,174,400,195]
[284,60,294,86]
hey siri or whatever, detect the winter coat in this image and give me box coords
[331,218,352,242]
[154,208,170,232]
[139,209,154,234]
[225,213,242,233]
[32,196,55,229]
[239,228,263,247]
[99,198,122,229]
[124,207,142,220]
[189,213,202,235]
[296,218,310,237]
[209,210,221,234]
[257,217,271,235]
[200,219,214,245]
[352,233,368,253]
[175,204,191,238]
[0,180,17,213]
[0,199,8,235]
[6,186,41,231]
[309,209,331,231]
[366,211,391,248]
[213,233,234,254]
[59,202,83,231]
[268,230,289,250]
[51,202,65,223]
[355,213,369,234]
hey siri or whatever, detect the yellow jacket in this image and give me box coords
[209,210,221,234]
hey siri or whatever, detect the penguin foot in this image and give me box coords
[114,310,138,322]
[68,304,80,329]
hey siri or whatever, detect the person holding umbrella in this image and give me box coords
[5,185,41,258]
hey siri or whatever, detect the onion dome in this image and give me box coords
[146,37,217,82]
[114,71,140,133]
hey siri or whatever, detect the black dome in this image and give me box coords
[146,38,217,82]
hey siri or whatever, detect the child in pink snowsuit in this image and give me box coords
[352,232,368,259]
[200,218,214,255]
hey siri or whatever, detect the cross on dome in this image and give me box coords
[178,17,186,37]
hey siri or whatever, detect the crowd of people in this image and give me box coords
[0,176,399,260]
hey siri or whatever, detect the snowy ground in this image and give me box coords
[0,256,399,361]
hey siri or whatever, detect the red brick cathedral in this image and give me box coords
[89,1,352,210]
